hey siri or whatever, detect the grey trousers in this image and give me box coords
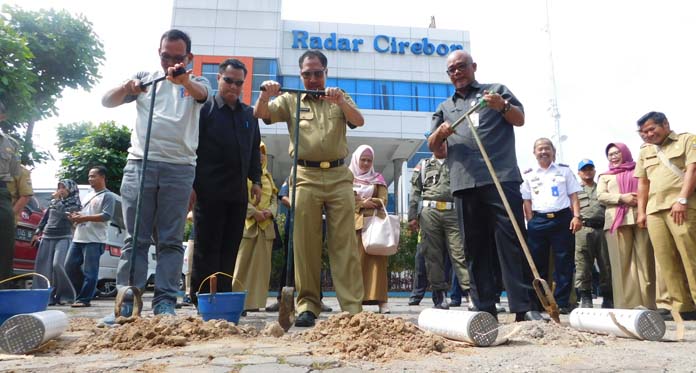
[33,237,76,304]
[117,160,194,306]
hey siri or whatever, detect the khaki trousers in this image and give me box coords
[646,209,696,312]
[605,225,656,309]
[292,166,364,316]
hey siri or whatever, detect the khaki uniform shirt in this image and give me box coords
[634,131,696,214]
[7,167,33,204]
[266,92,357,161]
[408,157,453,221]
[0,130,21,182]
[578,183,604,223]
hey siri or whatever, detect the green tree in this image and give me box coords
[56,121,131,193]
[0,5,105,165]
[0,17,35,129]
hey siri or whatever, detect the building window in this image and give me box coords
[277,75,454,112]
[202,63,219,95]
[251,58,279,103]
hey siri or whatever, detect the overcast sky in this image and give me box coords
[4,0,695,187]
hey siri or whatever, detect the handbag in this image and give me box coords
[361,204,400,256]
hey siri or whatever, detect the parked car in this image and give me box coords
[12,203,43,276]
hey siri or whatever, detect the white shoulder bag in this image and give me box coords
[361,204,400,256]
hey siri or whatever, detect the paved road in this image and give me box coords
[1,293,695,372]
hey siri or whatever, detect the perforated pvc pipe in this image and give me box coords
[569,308,665,341]
[418,308,498,346]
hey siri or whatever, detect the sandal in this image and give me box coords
[71,301,91,308]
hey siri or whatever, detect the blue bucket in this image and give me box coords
[0,273,52,325]
[196,272,246,324]
[197,291,246,323]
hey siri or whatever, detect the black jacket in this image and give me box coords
[194,95,261,202]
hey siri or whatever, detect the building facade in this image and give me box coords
[171,0,469,214]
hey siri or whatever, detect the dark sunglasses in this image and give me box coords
[222,77,244,86]
[301,69,326,79]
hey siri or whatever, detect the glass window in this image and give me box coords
[253,59,278,75]
[201,63,219,94]
[337,78,356,95]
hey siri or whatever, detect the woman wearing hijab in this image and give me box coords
[32,179,80,305]
[233,142,278,311]
[597,143,656,309]
[350,145,390,313]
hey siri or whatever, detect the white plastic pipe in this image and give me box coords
[0,310,69,354]
[418,308,498,347]
[569,308,665,341]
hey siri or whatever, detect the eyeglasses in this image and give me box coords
[222,77,244,87]
[159,53,187,63]
[301,69,326,79]
[607,151,622,157]
[446,62,471,76]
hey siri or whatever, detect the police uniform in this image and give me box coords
[7,166,33,220]
[265,91,364,317]
[635,131,696,313]
[575,180,612,306]
[521,162,582,308]
[0,130,21,285]
[407,156,469,306]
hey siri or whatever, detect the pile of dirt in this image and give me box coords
[74,315,258,353]
[510,321,616,347]
[298,312,461,362]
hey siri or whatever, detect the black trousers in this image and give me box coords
[190,198,247,305]
[453,182,533,314]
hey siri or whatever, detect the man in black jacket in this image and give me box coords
[190,58,262,305]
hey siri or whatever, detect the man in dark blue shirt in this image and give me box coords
[190,58,262,305]
[428,50,540,322]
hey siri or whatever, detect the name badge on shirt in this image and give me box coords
[470,112,480,127]
[551,185,559,197]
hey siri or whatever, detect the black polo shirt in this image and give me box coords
[194,94,261,203]
[431,80,524,193]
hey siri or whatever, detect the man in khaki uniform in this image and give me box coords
[575,159,612,308]
[7,166,33,219]
[1,101,22,286]
[254,50,365,327]
[635,111,696,319]
[408,155,470,309]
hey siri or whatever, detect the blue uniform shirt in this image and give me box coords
[521,163,581,213]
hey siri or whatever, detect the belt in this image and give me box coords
[422,200,454,210]
[533,208,570,219]
[297,159,344,169]
[582,220,604,229]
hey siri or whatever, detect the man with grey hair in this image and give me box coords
[521,138,583,314]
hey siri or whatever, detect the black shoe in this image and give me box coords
[601,298,614,309]
[558,306,575,315]
[320,302,333,312]
[681,311,696,321]
[295,311,316,327]
[580,290,593,308]
[433,291,449,310]
[516,310,545,322]
[265,302,280,312]
[408,297,422,306]
[449,298,462,307]
[656,308,671,316]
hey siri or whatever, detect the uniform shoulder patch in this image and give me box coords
[639,142,651,148]
[523,168,532,174]
[558,163,569,167]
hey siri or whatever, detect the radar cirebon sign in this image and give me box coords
[291,30,464,57]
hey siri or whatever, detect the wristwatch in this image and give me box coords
[677,197,688,205]
[500,100,511,114]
